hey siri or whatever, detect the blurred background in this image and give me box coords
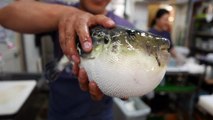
[0,0,213,120]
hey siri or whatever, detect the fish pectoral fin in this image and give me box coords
[155,53,161,67]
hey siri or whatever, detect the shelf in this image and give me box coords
[192,47,213,54]
[194,32,213,38]
[196,56,213,66]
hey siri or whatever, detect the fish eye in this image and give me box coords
[126,29,136,40]
[160,46,169,51]
[126,29,135,36]
[104,37,109,44]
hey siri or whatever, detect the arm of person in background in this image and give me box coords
[0,1,115,101]
[170,47,186,65]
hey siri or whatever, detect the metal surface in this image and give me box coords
[0,73,42,81]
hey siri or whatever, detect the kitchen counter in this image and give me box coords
[198,94,213,116]
[0,80,36,117]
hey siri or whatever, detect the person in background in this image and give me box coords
[146,8,187,113]
[149,8,185,65]
[0,1,134,120]
[149,9,174,52]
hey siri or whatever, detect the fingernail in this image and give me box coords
[106,20,115,25]
[90,81,95,84]
[72,55,79,63]
[90,81,97,89]
[83,41,92,51]
[121,97,128,101]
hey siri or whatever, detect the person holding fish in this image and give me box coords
[0,0,134,120]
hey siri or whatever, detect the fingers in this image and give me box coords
[78,68,89,91]
[75,17,93,53]
[59,18,67,55]
[59,16,80,63]
[78,68,104,101]
[89,81,104,101]
[89,15,115,28]
[75,15,115,53]
[65,19,80,63]
[121,97,128,101]
[60,14,115,61]
[72,63,79,76]
[64,24,76,59]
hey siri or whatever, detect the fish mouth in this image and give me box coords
[159,44,170,51]
[158,46,171,66]
[155,45,170,67]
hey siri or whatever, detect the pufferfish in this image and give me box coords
[47,26,170,98]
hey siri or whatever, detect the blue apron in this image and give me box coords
[48,68,113,120]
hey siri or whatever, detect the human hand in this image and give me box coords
[77,68,104,101]
[58,10,115,101]
[59,10,115,63]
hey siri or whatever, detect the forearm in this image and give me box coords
[0,1,81,33]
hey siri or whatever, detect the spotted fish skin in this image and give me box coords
[76,26,170,98]
[79,26,170,68]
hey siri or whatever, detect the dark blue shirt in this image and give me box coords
[148,28,174,51]
[46,2,134,120]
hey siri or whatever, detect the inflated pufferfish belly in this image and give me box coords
[79,26,170,98]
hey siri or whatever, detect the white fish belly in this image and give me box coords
[80,52,167,98]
